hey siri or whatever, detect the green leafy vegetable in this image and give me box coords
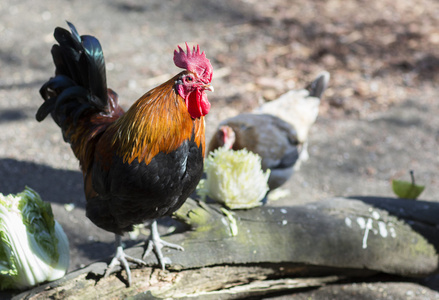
[392,170,425,199]
[0,187,69,290]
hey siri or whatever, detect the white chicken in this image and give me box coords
[252,71,330,169]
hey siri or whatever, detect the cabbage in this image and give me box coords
[200,147,270,209]
[0,187,69,290]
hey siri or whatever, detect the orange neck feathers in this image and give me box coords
[111,74,205,165]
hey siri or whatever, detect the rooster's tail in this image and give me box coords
[37,22,122,143]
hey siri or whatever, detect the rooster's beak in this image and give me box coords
[203,83,214,92]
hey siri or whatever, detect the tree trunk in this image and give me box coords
[8,196,439,299]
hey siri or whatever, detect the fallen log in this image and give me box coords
[7,196,439,299]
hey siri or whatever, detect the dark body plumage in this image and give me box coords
[38,22,206,236]
[87,138,203,235]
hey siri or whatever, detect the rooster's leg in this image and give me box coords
[104,234,146,286]
[143,220,184,270]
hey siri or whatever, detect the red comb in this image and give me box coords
[173,43,213,83]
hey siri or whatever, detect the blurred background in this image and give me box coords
[1,0,438,297]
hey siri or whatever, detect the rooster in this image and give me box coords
[208,72,329,190]
[37,22,213,286]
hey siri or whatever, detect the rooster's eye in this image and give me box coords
[185,75,193,82]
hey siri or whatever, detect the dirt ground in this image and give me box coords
[1,0,439,298]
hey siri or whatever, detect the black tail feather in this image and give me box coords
[37,22,109,139]
[37,75,78,121]
[80,34,107,105]
[307,71,330,99]
[39,75,77,100]
[67,21,81,44]
[52,29,83,83]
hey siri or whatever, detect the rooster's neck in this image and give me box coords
[111,75,205,165]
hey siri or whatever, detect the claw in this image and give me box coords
[104,235,146,286]
[143,220,184,270]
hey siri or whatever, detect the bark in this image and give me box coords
[7,196,439,299]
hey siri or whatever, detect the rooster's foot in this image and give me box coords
[105,235,146,286]
[143,220,184,270]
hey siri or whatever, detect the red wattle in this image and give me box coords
[200,91,211,116]
[186,90,210,119]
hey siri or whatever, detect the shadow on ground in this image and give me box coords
[0,158,85,207]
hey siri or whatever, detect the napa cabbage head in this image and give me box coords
[0,187,69,290]
[200,147,270,209]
